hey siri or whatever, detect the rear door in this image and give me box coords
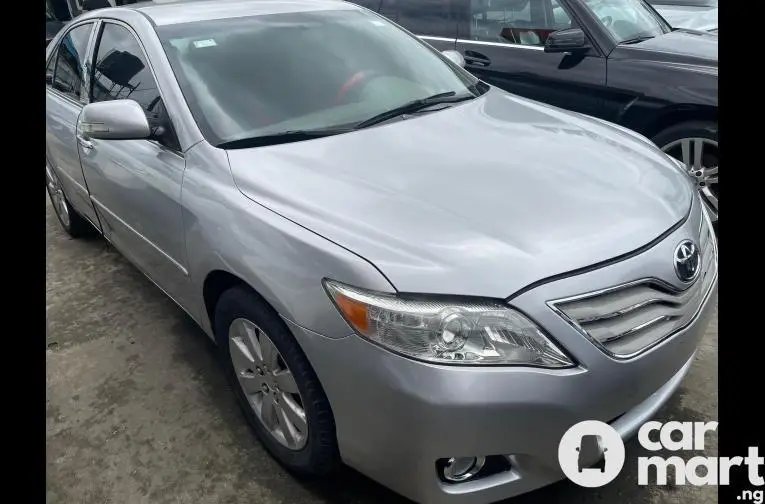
[350,0,459,52]
[454,0,607,118]
[45,20,101,229]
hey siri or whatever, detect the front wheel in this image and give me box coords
[653,121,718,222]
[214,286,339,477]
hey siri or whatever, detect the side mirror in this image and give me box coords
[441,50,466,68]
[78,99,151,140]
[544,28,589,54]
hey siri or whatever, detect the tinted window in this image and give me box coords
[158,10,479,146]
[46,49,57,85]
[52,23,94,100]
[647,0,716,6]
[91,23,180,151]
[351,0,456,38]
[470,0,575,46]
[583,0,669,42]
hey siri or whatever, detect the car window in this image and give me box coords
[470,0,575,46]
[157,9,480,147]
[90,23,181,152]
[349,0,456,38]
[46,48,58,86]
[551,0,573,27]
[582,0,669,42]
[51,23,94,101]
[647,0,716,6]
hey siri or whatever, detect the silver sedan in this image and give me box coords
[45,1,718,503]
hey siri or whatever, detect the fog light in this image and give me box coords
[442,456,486,482]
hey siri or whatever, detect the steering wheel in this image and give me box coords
[336,70,377,104]
[601,15,613,27]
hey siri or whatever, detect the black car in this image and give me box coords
[349,0,718,221]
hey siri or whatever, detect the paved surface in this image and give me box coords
[46,197,718,504]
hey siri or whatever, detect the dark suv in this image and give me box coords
[349,0,718,222]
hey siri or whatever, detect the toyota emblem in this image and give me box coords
[674,240,701,283]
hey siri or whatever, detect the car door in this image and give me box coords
[46,20,102,230]
[454,0,607,118]
[350,0,459,52]
[78,20,191,306]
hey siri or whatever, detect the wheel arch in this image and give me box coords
[641,105,718,140]
[203,269,273,343]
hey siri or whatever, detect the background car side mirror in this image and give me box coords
[441,50,466,68]
[78,99,151,141]
[544,28,589,54]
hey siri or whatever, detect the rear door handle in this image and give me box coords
[77,135,94,152]
[464,51,491,67]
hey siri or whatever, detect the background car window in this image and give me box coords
[551,0,573,27]
[46,49,58,86]
[647,0,716,5]
[470,0,574,46]
[351,0,456,38]
[91,23,180,151]
[52,23,94,100]
[582,0,669,42]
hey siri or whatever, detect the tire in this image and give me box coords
[214,286,339,477]
[46,164,97,238]
[652,120,718,222]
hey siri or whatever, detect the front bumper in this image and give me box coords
[285,203,716,504]
[288,288,713,504]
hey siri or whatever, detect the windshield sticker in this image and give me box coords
[193,39,217,48]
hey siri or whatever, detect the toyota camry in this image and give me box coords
[45,0,718,503]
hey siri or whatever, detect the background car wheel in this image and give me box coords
[214,286,339,477]
[46,164,97,238]
[652,120,718,222]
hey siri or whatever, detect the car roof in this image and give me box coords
[124,0,359,26]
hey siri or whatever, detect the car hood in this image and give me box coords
[227,90,693,298]
[654,5,718,31]
[610,29,717,69]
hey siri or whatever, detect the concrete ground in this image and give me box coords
[46,197,718,504]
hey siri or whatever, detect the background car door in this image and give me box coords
[350,0,459,52]
[46,21,102,230]
[454,0,607,118]
[78,21,191,306]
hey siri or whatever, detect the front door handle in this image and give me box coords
[464,51,491,67]
[77,135,94,152]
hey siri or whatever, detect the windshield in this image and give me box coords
[157,8,480,146]
[583,0,670,43]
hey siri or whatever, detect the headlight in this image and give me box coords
[323,279,574,368]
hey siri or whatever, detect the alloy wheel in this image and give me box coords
[661,137,718,222]
[46,164,71,229]
[228,318,308,450]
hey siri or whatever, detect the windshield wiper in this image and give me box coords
[354,91,475,130]
[618,34,656,45]
[216,128,353,149]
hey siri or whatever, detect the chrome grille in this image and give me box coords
[550,215,717,359]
